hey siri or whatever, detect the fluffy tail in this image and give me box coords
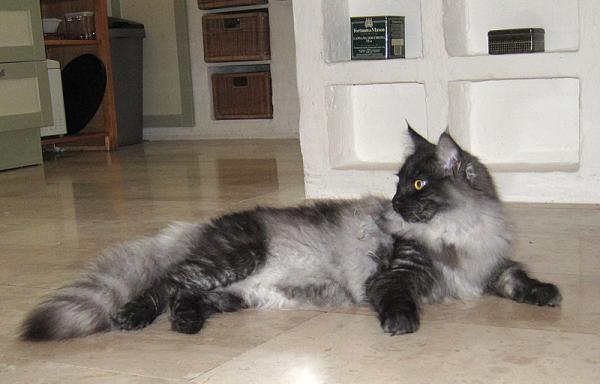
[20,222,201,341]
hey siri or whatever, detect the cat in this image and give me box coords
[20,126,562,341]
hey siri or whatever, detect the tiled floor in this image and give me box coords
[1,140,599,383]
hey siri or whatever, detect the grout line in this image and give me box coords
[7,356,186,383]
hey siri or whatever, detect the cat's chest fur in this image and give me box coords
[413,203,512,299]
[384,197,513,299]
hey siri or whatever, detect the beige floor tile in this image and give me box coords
[1,310,319,381]
[580,231,600,276]
[194,313,600,384]
[0,286,47,339]
[1,140,599,384]
[422,273,600,335]
[3,333,246,381]
[327,273,600,334]
[507,204,600,232]
[0,357,185,384]
[141,309,322,347]
[0,254,81,290]
[512,232,580,275]
[323,304,375,317]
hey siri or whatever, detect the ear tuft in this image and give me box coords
[406,123,433,150]
[437,133,462,174]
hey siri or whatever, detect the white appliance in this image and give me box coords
[41,59,67,137]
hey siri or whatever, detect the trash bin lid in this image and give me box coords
[109,16,144,29]
[108,17,145,38]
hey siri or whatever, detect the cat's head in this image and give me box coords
[392,126,498,223]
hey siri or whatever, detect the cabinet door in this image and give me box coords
[0,0,45,63]
[0,61,51,170]
[0,127,43,171]
[0,61,52,131]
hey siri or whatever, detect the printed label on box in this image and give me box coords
[351,16,405,60]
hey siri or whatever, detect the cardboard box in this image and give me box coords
[351,16,405,60]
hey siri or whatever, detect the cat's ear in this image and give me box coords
[437,132,462,175]
[407,123,433,150]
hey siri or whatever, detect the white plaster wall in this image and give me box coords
[119,0,182,116]
[144,0,300,140]
[293,0,600,203]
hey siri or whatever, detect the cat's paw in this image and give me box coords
[379,310,420,336]
[522,282,562,307]
[170,294,207,334]
[170,309,205,334]
[112,302,156,330]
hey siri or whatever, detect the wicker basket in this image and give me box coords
[212,71,273,119]
[202,11,270,62]
[198,0,267,10]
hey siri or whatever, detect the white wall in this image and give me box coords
[293,0,600,203]
[118,0,183,118]
[144,0,300,140]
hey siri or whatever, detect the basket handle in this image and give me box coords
[232,76,248,87]
[223,18,241,29]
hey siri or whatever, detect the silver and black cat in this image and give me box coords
[21,127,561,341]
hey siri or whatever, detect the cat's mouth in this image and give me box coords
[392,201,433,223]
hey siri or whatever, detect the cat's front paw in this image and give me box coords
[379,310,420,336]
[522,282,562,307]
[112,302,156,330]
[170,308,205,334]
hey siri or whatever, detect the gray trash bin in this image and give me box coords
[109,17,145,146]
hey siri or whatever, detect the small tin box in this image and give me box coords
[351,16,405,60]
[488,28,545,55]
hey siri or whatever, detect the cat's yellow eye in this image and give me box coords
[414,179,427,191]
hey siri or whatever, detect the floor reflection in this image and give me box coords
[0,140,304,249]
[217,158,279,194]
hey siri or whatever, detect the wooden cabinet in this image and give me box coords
[40,0,117,150]
[0,0,46,63]
[0,0,49,171]
[0,61,52,131]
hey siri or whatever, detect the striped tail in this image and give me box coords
[20,222,201,341]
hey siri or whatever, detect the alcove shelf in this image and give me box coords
[448,78,580,172]
[44,39,101,47]
[327,83,427,170]
[199,1,273,121]
[443,0,580,57]
[323,0,423,63]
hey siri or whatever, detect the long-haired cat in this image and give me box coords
[21,127,561,340]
